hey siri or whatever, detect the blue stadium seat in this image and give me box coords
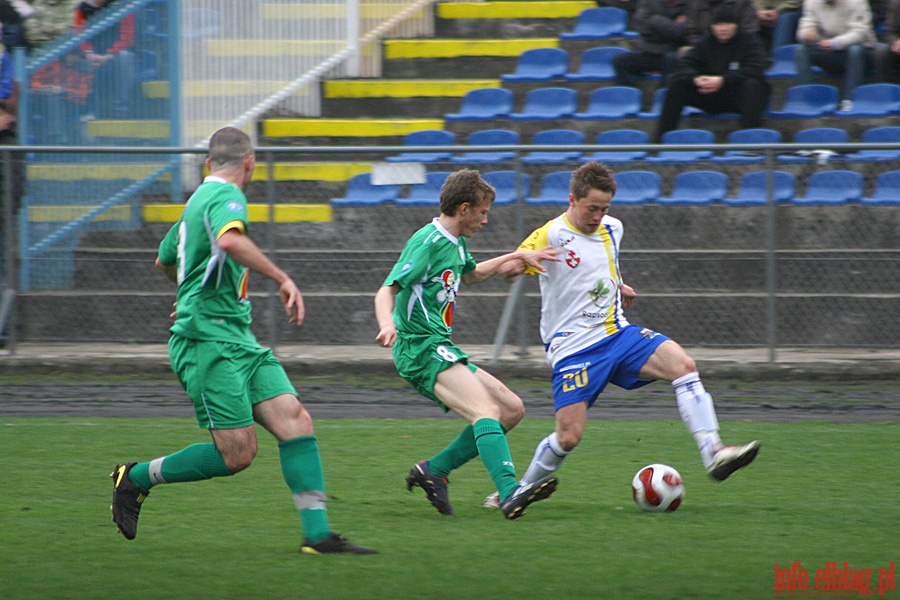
[726,171,795,206]
[768,84,839,118]
[564,47,629,81]
[386,130,455,163]
[582,129,649,164]
[777,127,849,163]
[501,48,570,82]
[764,44,821,78]
[792,170,863,205]
[395,171,450,206]
[645,128,715,164]
[526,170,573,205]
[331,173,399,206]
[560,7,638,40]
[451,129,520,163]
[835,83,900,118]
[712,128,782,164]
[445,88,514,121]
[573,86,642,120]
[522,129,585,164]
[509,87,578,120]
[843,126,900,162]
[860,170,900,205]
[656,171,728,205]
[483,170,530,206]
[637,87,704,119]
[612,170,661,204]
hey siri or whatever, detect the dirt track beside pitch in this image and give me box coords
[1,375,898,423]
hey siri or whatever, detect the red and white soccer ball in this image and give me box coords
[632,463,685,512]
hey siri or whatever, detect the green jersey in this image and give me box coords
[383,218,477,339]
[158,177,256,345]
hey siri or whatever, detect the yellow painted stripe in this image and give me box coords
[251,163,372,182]
[384,38,558,59]
[205,40,375,58]
[261,118,444,137]
[28,205,133,223]
[142,80,311,99]
[84,120,226,139]
[26,164,172,181]
[324,79,500,98]
[261,2,429,20]
[437,1,595,19]
[142,204,332,223]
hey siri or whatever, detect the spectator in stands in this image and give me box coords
[613,0,690,86]
[686,0,760,48]
[74,0,136,117]
[30,51,93,144]
[0,0,32,50]
[655,5,770,141]
[874,0,900,81]
[0,44,14,105]
[795,0,877,110]
[754,0,802,52]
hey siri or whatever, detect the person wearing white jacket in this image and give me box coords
[795,0,878,108]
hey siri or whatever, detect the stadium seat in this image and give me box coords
[835,84,900,118]
[791,170,863,205]
[637,88,704,119]
[386,130,455,163]
[560,7,638,40]
[573,86,642,120]
[764,44,821,78]
[582,129,649,164]
[509,87,578,120]
[451,129,519,163]
[656,171,728,205]
[445,88,514,121]
[483,170,530,206]
[860,170,900,205]
[612,170,661,204]
[395,171,450,206]
[331,173,400,206]
[525,170,573,205]
[501,48,570,82]
[726,171,795,206]
[522,129,585,164]
[712,128,782,164]
[564,47,629,82]
[768,84,839,118]
[843,126,900,162]
[777,127,848,163]
[645,128,715,164]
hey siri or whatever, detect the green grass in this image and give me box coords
[1,418,898,600]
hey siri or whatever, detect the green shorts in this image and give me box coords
[168,334,297,429]
[393,334,478,411]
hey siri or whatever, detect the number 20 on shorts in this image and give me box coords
[562,367,589,392]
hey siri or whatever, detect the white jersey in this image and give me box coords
[519,213,629,368]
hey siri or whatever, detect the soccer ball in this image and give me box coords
[631,463,685,512]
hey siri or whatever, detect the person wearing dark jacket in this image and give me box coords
[655,4,770,141]
[613,0,690,86]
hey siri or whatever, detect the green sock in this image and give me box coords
[428,424,479,478]
[279,436,331,544]
[473,418,518,501]
[128,443,232,491]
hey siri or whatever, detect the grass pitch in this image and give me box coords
[1,417,897,600]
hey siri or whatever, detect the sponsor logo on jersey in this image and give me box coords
[227,201,243,212]
[558,233,576,247]
[432,269,459,328]
[400,261,413,274]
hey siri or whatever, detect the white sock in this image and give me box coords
[673,372,722,468]
[520,432,569,485]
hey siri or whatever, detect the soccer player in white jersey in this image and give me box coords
[485,161,759,507]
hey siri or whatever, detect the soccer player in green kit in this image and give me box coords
[109,126,376,555]
[374,169,561,520]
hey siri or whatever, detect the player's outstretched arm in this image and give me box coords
[217,228,305,326]
[462,247,561,285]
[374,284,400,348]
